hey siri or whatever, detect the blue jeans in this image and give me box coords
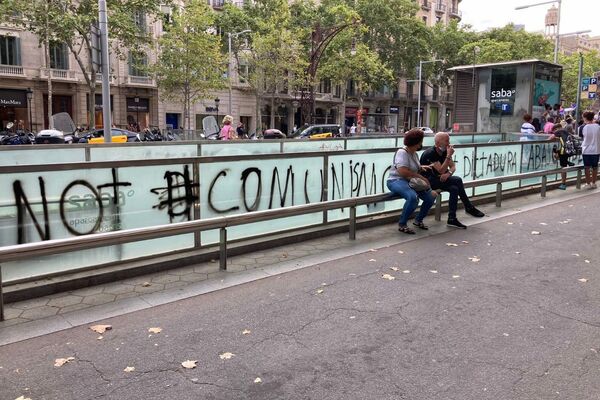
[387,179,436,226]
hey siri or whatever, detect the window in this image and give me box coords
[49,42,69,70]
[133,10,147,34]
[0,36,20,65]
[129,52,148,77]
[422,16,428,24]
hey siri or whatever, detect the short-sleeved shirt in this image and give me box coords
[388,148,420,181]
[419,147,447,179]
[582,123,600,155]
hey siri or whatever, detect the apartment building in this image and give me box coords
[0,16,161,132]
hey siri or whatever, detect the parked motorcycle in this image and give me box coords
[0,123,35,145]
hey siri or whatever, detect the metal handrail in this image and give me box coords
[0,164,585,320]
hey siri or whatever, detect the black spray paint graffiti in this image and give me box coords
[462,150,519,179]
[330,161,389,201]
[13,168,131,244]
[150,165,199,223]
[207,166,325,214]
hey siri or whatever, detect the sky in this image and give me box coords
[460,0,599,37]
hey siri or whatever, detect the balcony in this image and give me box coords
[126,75,155,86]
[40,68,78,81]
[0,64,24,77]
[435,2,447,13]
[450,6,462,19]
[95,74,116,84]
[421,0,431,10]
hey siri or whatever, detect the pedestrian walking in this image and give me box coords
[349,123,357,136]
[544,117,555,134]
[236,122,247,139]
[581,111,600,189]
[386,128,436,235]
[219,115,237,140]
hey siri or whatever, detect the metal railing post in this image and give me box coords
[219,228,227,270]
[434,193,442,221]
[0,265,4,321]
[349,206,356,240]
[576,169,582,189]
[541,175,547,198]
[495,183,502,207]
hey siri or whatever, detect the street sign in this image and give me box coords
[580,77,600,101]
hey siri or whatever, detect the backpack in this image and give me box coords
[560,134,581,156]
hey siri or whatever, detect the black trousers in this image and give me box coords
[429,175,473,219]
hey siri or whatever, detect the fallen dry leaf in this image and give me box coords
[97,336,103,340]
[572,253,580,257]
[148,327,162,334]
[142,282,152,287]
[578,278,588,283]
[369,249,377,252]
[281,253,288,258]
[397,250,404,254]
[54,357,75,367]
[446,243,458,247]
[507,222,514,225]
[468,256,481,263]
[531,231,541,235]
[369,259,377,262]
[219,352,235,360]
[390,267,399,271]
[430,270,438,274]
[181,360,198,369]
[515,251,521,254]
[539,222,548,226]
[14,396,32,400]
[452,275,460,279]
[242,329,251,335]
[90,324,112,334]
[402,270,411,274]
[503,333,510,337]
[381,274,396,281]
[123,366,135,373]
[461,241,469,244]
[254,377,262,384]
[585,260,591,264]
[316,289,324,294]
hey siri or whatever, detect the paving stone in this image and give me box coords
[11,297,49,310]
[102,283,134,295]
[2,307,23,320]
[207,271,228,280]
[180,273,208,283]
[47,295,83,308]
[224,264,247,272]
[121,276,154,285]
[151,274,180,284]
[168,265,195,275]
[70,286,104,297]
[193,264,218,274]
[164,281,189,290]
[82,293,116,306]
[115,292,141,301]
[0,318,30,328]
[133,283,165,294]
[58,303,92,314]
[20,306,59,320]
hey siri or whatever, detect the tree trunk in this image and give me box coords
[357,83,363,136]
[44,39,53,130]
[255,91,262,135]
[340,83,347,135]
[270,96,275,129]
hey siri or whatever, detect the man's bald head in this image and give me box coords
[434,132,450,147]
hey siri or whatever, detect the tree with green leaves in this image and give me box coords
[153,0,226,131]
[0,0,160,128]
[559,50,600,111]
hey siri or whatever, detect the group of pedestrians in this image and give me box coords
[386,129,484,234]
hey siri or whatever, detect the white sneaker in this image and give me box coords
[593,183,598,189]
[586,184,595,190]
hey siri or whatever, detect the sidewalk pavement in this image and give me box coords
[1,187,597,345]
[0,189,599,399]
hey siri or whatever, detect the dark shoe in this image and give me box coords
[465,206,485,218]
[412,221,429,230]
[447,218,467,229]
[398,225,416,234]
[567,161,575,167]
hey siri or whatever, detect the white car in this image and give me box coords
[416,126,434,134]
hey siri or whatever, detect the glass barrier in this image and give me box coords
[0,139,574,283]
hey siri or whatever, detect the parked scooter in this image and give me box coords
[0,123,35,145]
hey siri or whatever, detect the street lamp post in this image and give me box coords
[416,59,443,128]
[26,87,33,132]
[215,97,220,128]
[515,0,561,63]
[227,30,251,120]
[98,0,112,143]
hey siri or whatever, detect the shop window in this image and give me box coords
[49,42,69,70]
[0,36,21,66]
[129,52,148,77]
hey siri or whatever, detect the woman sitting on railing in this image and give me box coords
[386,129,437,235]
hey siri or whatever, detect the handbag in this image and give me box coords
[409,177,430,192]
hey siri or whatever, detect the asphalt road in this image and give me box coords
[1,193,600,400]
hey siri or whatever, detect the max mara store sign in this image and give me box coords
[0,89,27,108]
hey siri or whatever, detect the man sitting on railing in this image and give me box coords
[420,132,485,229]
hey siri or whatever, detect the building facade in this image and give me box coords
[0,0,459,135]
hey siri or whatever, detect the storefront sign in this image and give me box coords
[389,106,400,114]
[0,89,27,108]
[126,97,149,113]
[489,68,517,116]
